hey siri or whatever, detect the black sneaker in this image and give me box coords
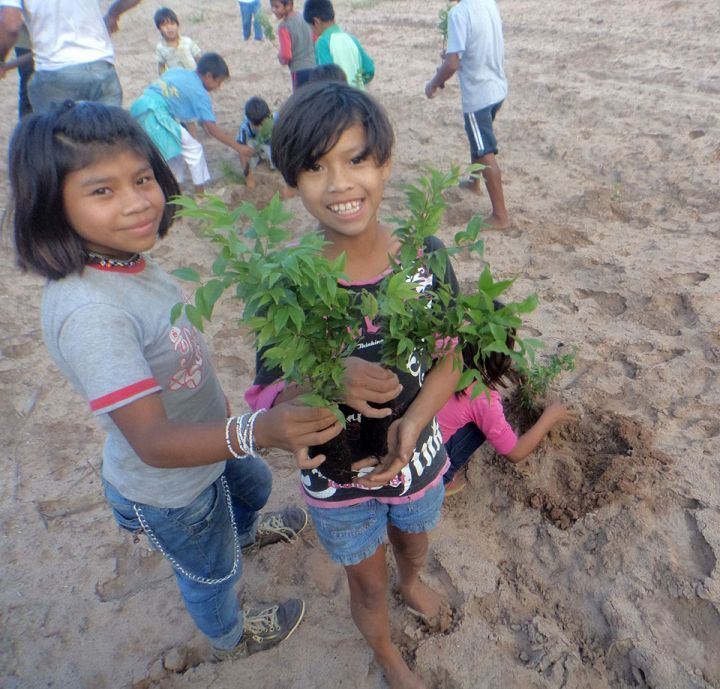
[212,598,306,660]
[242,507,308,553]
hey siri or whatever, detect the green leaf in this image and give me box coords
[173,267,201,282]
[170,301,184,324]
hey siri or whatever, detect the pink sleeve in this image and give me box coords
[244,381,286,411]
[467,389,518,455]
[278,26,292,64]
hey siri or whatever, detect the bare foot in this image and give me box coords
[245,172,256,189]
[483,213,510,230]
[376,647,428,689]
[400,580,451,632]
[458,177,483,196]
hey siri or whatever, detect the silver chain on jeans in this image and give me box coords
[133,476,240,586]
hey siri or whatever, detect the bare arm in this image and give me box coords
[202,120,255,162]
[109,391,342,469]
[425,52,460,99]
[0,7,22,60]
[357,353,462,486]
[0,48,31,77]
[505,402,573,462]
[104,0,143,34]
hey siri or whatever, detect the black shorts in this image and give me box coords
[463,100,503,158]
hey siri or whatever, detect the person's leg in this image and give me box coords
[222,454,272,547]
[308,500,426,688]
[239,2,252,40]
[252,0,264,40]
[462,102,509,229]
[477,151,508,229]
[345,547,427,689]
[14,47,33,118]
[386,482,448,626]
[103,477,244,649]
[179,126,211,194]
[443,422,486,484]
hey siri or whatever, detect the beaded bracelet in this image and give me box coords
[224,416,244,459]
[235,409,268,456]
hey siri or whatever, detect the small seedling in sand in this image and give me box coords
[219,160,247,185]
[520,350,576,410]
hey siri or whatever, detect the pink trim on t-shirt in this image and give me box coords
[89,377,159,412]
[437,386,518,455]
[301,456,449,508]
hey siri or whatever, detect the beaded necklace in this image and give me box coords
[86,251,143,268]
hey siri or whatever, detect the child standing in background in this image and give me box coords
[303,0,374,89]
[236,95,277,188]
[154,7,201,75]
[270,0,316,91]
[9,101,343,659]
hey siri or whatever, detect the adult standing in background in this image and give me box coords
[0,0,143,113]
[425,0,510,229]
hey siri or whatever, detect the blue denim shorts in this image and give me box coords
[307,481,445,566]
[464,100,503,158]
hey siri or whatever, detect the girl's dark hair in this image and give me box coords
[154,7,179,28]
[306,63,347,85]
[10,100,180,280]
[271,80,394,188]
[461,301,520,391]
[303,0,334,23]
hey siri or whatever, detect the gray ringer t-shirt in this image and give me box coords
[42,256,226,507]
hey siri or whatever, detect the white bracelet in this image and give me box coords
[224,416,243,459]
[233,409,267,457]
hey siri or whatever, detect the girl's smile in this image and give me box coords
[62,148,166,260]
[295,123,392,245]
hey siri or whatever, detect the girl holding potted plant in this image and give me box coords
[246,81,460,689]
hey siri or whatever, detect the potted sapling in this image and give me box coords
[172,167,541,483]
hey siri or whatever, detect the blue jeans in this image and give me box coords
[238,0,263,40]
[103,456,272,650]
[443,423,486,483]
[28,59,122,113]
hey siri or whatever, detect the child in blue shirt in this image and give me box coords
[236,96,277,188]
[130,52,254,194]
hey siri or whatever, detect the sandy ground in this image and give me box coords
[1,1,719,687]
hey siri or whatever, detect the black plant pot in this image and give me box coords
[309,398,409,484]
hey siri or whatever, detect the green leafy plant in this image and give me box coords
[438,3,452,54]
[251,115,274,149]
[520,350,576,410]
[171,167,543,477]
[258,10,275,42]
[219,160,247,185]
